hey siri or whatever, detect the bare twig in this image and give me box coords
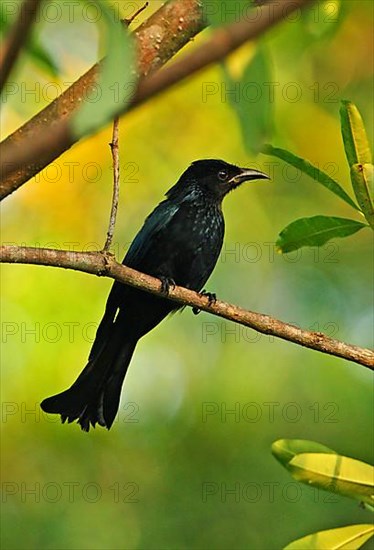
[123,2,149,26]
[102,3,149,253]
[0,0,314,199]
[1,245,373,370]
[103,2,148,253]
[0,0,42,93]
[103,116,120,252]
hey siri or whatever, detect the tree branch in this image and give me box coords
[0,0,206,198]
[0,0,314,199]
[1,245,373,370]
[0,0,42,94]
[103,116,120,252]
[123,2,149,27]
[101,4,148,252]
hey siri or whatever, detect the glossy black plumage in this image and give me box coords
[41,159,268,431]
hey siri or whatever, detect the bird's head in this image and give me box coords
[166,159,269,202]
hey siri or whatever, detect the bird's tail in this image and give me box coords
[41,323,137,431]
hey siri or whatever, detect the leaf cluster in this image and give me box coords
[272,439,374,549]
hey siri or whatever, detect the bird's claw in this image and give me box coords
[159,276,176,295]
[201,289,217,305]
[192,290,217,315]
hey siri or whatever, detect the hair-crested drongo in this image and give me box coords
[41,159,269,431]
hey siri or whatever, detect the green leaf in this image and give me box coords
[350,164,374,229]
[27,41,59,76]
[262,144,360,211]
[340,101,372,167]
[203,0,251,27]
[223,46,272,154]
[276,216,367,253]
[284,524,374,550]
[272,439,336,468]
[301,1,343,40]
[0,6,58,76]
[0,8,11,33]
[288,453,374,504]
[72,1,135,139]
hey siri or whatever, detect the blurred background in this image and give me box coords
[1,1,373,548]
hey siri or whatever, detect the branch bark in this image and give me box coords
[0,0,313,199]
[101,4,147,252]
[1,245,373,370]
[0,0,205,198]
[103,116,120,252]
[0,0,42,93]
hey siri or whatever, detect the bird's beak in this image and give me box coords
[229,168,270,188]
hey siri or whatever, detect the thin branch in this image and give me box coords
[103,116,120,252]
[123,2,149,26]
[1,245,373,370]
[0,0,206,198]
[102,5,148,252]
[0,0,314,199]
[0,0,42,94]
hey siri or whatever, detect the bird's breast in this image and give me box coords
[167,202,224,290]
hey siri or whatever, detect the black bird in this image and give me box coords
[41,160,268,431]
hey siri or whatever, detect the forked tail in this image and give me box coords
[41,325,137,431]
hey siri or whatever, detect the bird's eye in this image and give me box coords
[218,169,228,181]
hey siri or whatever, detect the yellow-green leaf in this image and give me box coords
[288,453,374,504]
[340,101,372,167]
[284,524,374,550]
[272,439,336,467]
[350,164,374,229]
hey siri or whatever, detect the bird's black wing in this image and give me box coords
[123,199,180,269]
[89,200,180,360]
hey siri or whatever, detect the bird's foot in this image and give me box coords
[202,289,217,305]
[192,289,217,315]
[159,276,176,295]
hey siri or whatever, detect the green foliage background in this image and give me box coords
[1,1,373,549]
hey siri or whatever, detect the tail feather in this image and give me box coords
[101,342,138,429]
[41,325,137,431]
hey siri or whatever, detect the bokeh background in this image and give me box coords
[1,1,373,549]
